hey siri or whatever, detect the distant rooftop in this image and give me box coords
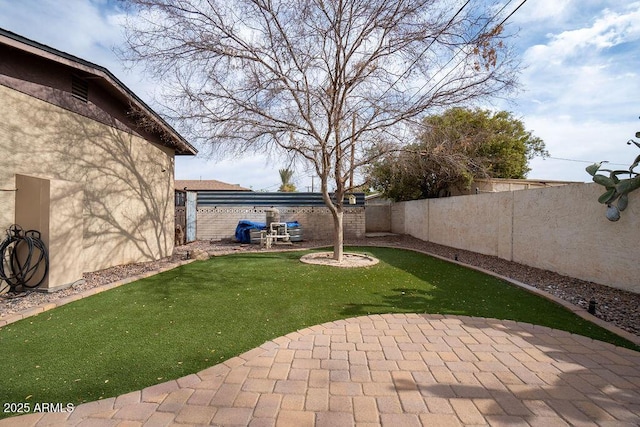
[175,179,252,192]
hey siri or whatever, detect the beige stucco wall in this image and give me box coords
[395,183,639,293]
[365,205,391,232]
[427,192,513,258]
[0,84,175,274]
[14,175,84,291]
[511,184,639,292]
[390,202,406,234]
[404,199,429,242]
[450,178,576,196]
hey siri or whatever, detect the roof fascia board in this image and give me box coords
[0,28,197,156]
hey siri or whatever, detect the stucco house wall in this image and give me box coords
[1,85,175,271]
[0,29,196,290]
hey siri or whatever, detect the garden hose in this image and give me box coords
[0,224,49,294]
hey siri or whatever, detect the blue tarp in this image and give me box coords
[234,220,300,243]
[234,220,265,243]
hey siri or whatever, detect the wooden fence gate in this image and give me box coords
[175,190,196,245]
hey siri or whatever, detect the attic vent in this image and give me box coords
[71,76,89,102]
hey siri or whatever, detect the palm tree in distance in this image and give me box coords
[278,168,296,192]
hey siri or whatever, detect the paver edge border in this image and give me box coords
[70,311,640,419]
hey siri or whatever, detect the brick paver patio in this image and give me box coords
[2,313,639,426]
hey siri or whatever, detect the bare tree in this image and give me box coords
[120,0,519,261]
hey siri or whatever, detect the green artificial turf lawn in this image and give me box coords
[1,247,637,417]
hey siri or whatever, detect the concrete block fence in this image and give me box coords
[195,206,365,242]
[389,183,639,294]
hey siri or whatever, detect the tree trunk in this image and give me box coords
[319,162,345,263]
[332,207,344,262]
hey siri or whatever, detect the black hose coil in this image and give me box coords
[0,224,49,293]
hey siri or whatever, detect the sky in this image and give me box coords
[1,0,639,191]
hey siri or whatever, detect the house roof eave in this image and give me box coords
[0,27,197,156]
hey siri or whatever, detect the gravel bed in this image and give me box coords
[1,235,638,338]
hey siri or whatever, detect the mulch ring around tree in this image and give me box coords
[299,251,379,268]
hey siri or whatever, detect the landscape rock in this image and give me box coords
[189,248,210,261]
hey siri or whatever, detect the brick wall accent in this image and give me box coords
[196,206,365,241]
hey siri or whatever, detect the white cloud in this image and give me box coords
[524,116,639,181]
[524,6,640,64]
[508,0,572,24]
[511,1,640,184]
[0,0,152,91]
[1,1,119,58]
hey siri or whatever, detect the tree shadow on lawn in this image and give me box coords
[165,248,640,425]
[95,248,640,425]
[169,247,635,350]
[341,287,465,317]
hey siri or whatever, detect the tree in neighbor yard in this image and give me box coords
[278,168,297,192]
[368,107,548,201]
[120,0,519,261]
